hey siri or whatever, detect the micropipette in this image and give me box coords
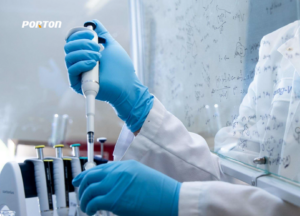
[66,22,105,171]
[82,22,99,170]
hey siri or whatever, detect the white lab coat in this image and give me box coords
[215,20,300,182]
[113,21,300,215]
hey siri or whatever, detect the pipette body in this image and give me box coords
[66,23,101,171]
[82,24,99,170]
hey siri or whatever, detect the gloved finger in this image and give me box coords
[64,39,100,54]
[66,30,94,42]
[80,181,111,213]
[67,60,93,95]
[73,162,119,186]
[78,169,108,199]
[73,163,114,186]
[68,60,97,78]
[86,196,110,215]
[78,161,124,197]
[65,50,101,68]
[85,19,115,44]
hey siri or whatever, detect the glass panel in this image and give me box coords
[0,0,129,168]
[138,0,300,183]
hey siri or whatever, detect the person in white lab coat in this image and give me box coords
[65,20,300,215]
[215,20,300,182]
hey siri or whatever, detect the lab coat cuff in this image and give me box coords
[179,182,202,216]
[120,97,165,160]
[137,97,165,141]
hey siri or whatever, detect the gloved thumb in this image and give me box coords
[84,19,114,44]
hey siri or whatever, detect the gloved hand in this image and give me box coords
[64,20,154,132]
[72,160,181,216]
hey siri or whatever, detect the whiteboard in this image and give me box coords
[134,0,299,148]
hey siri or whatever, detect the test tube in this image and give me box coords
[59,115,69,144]
[49,114,60,146]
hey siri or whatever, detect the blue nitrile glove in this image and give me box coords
[64,19,154,132]
[72,160,181,216]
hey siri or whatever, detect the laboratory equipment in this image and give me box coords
[96,137,106,158]
[0,144,82,216]
[0,139,113,216]
[0,208,15,216]
[26,146,52,215]
[54,144,64,159]
[69,144,85,213]
[66,22,105,171]
[59,115,69,144]
[63,158,73,208]
[0,161,35,216]
[44,145,68,214]
[253,157,267,165]
[0,146,53,216]
[48,114,60,146]
[68,144,86,194]
[53,145,74,209]
[70,143,81,158]
[43,159,54,211]
[79,157,88,172]
[94,138,108,165]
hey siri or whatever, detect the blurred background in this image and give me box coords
[0,0,131,169]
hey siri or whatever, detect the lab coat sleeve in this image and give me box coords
[120,97,300,215]
[121,97,221,182]
[179,181,300,216]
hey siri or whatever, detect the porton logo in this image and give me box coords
[22,21,62,28]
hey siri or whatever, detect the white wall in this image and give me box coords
[0,0,130,144]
